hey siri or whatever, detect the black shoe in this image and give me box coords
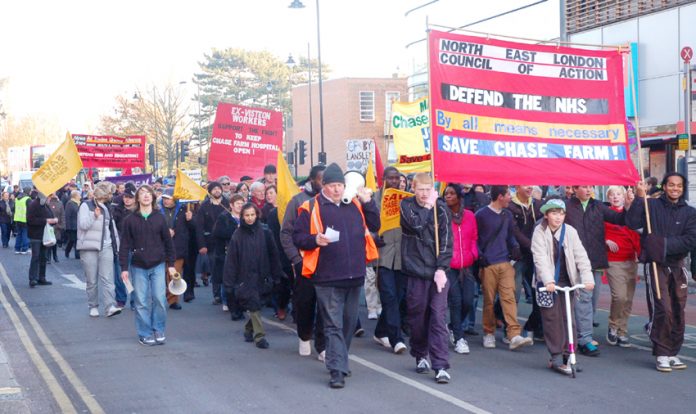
[592,322,599,327]
[354,328,365,337]
[75,255,80,260]
[183,293,195,303]
[329,370,345,389]
[52,256,59,263]
[244,331,254,342]
[37,280,52,286]
[169,303,182,310]
[212,297,222,305]
[255,338,269,349]
[29,280,37,288]
[231,312,244,321]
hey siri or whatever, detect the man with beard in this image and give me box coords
[194,181,227,304]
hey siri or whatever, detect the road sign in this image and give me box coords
[679,134,690,151]
[682,46,693,62]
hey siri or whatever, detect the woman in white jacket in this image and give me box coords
[531,198,594,375]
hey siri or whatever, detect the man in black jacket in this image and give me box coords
[627,173,696,372]
[293,163,379,389]
[161,189,192,310]
[400,173,453,384]
[565,185,625,356]
[26,192,57,287]
[194,181,227,303]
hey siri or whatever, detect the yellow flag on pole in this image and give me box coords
[276,151,299,222]
[174,169,208,201]
[365,158,377,192]
[32,132,83,196]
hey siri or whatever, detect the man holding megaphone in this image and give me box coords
[293,163,380,389]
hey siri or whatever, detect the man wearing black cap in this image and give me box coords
[194,181,227,303]
[293,163,380,388]
[260,164,277,187]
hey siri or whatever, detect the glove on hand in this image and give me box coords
[434,269,447,293]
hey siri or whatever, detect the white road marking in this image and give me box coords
[262,317,492,414]
[59,273,86,291]
[0,263,105,413]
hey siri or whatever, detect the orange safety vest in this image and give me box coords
[298,196,379,277]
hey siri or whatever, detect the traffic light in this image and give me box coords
[298,139,307,165]
[286,151,295,165]
[148,144,155,166]
[180,141,190,162]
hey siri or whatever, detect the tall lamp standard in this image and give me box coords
[286,48,314,167]
[289,0,325,164]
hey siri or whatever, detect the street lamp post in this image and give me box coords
[289,0,325,164]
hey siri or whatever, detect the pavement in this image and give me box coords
[0,245,695,414]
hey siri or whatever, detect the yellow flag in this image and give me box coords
[379,188,412,235]
[174,169,208,201]
[276,151,299,222]
[32,132,83,196]
[392,98,431,172]
[365,158,377,193]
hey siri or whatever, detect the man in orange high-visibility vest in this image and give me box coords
[293,163,380,389]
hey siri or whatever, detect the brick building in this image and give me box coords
[288,77,408,177]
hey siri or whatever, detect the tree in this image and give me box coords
[100,84,192,176]
[191,48,328,151]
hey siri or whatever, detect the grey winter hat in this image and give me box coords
[322,163,345,185]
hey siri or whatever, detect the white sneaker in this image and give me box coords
[435,369,450,384]
[373,335,391,348]
[656,356,672,372]
[454,338,470,354]
[299,339,311,356]
[222,305,229,312]
[448,329,455,346]
[502,336,511,345]
[393,342,407,354]
[669,356,687,370]
[416,358,431,373]
[367,311,379,320]
[89,307,99,317]
[317,350,326,362]
[509,335,533,350]
[106,306,122,317]
[483,334,496,349]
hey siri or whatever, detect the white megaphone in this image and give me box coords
[168,271,187,296]
[342,171,366,204]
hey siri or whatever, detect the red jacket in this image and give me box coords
[604,205,641,262]
[450,209,478,269]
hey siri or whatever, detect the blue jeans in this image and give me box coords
[14,223,29,252]
[575,270,602,346]
[463,281,480,331]
[132,263,167,338]
[0,222,10,247]
[374,267,406,347]
[113,255,128,305]
[447,268,476,341]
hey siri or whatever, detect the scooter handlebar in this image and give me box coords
[538,284,587,293]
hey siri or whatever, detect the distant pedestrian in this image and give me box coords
[64,190,81,259]
[26,191,57,287]
[120,185,176,346]
[0,191,14,248]
[46,193,64,263]
[13,187,31,254]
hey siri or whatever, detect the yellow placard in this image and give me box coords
[392,98,432,172]
[32,132,83,196]
[435,110,626,143]
[174,169,208,201]
[276,151,300,222]
[379,188,412,235]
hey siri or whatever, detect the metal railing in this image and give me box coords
[566,0,695,34]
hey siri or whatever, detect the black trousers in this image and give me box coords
[64,230,78,258]
[28,239,47,282]
[293,263,325,352]
[646,264,688,356]
[273,265,294,311]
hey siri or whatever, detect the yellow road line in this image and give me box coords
[0,278,76,413]
[0,263,105,414]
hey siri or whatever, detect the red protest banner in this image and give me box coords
[207,103,283,181]
[72,134,146,169]
[428,30,639,185]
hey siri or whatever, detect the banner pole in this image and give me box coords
[425,18,440,257]
[627,46,661,300]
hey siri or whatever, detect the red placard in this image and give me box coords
[72,134,146,169]
[207,103,283,181]
[428,30,639,185]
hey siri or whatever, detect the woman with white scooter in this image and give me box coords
[531,198,595,376]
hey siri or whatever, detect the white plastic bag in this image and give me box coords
[42,223,56,247]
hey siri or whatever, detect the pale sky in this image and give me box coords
[0,0,560,137]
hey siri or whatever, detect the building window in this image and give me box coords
[385,91,400,120]
[565,0,692,34]
[360,91,375,122]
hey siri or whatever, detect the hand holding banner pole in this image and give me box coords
[626,45,661,300]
